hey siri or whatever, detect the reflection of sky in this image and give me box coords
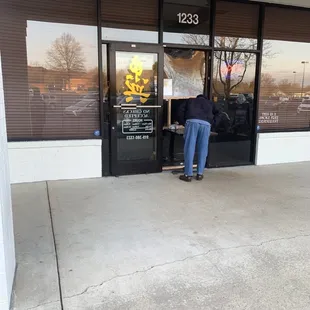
[116,52,157,71]
[27,21,98,69]
[164,32,209,45]
[263,40,310,86]
[102,28,158,43]
[27,22,310,86]
[215,54,256,83]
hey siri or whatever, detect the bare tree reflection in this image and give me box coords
[46,33,85,90]
[183,35,274,98]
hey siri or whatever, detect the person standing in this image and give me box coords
[178,94,219,182]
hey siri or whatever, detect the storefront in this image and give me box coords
[0,0,310,183]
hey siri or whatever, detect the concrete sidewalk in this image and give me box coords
[10,163,310,310]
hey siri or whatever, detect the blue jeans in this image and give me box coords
[184,119,211,176]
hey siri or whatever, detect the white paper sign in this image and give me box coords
[164,79,173,97]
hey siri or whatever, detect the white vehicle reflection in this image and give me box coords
[64,92,98,116]
[297,99,310,113]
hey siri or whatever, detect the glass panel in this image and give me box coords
[163,49,205,97]
[1,1,100,140]
[209,51,256,167]
[115,52,158,161]
[215,1,259,49]
[258,6,310,131]
[102,45,109,100]
[163,1,210,46]
[102,28,158,43]
[162,48,207,167]
[258,40,310,131]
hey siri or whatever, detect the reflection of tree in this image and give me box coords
[278,79,294,96]
[183,35,274,98]
[102,71,108,97]
[260,74,310,97]
[46,33,85,89]
[214,49,253,97]
[84,67,100,91]
[116,70,127,95]
[260,73,277,96]
[183,34,209,46]
[29,61,42,67]
[214,38,258,98]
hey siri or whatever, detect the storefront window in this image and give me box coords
[1,0,99,140]
[163,0,210,45]
[212,50,256,134]
[215,1,259,50]
[258,7,310,131]
[210,51,256,167]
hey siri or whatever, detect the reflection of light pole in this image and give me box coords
[293,71,297,84]
[301,61,309,97]
[293,71,297,97]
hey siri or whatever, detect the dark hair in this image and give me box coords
[197,94,208,99]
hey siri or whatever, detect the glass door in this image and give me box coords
[108,43,163,175]
[208,51,257,167]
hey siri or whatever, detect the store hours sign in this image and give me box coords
[122,109,153,141]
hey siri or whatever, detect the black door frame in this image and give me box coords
[106,42,164,176]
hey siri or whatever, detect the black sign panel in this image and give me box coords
[121,109,154,141]
[163,0,210,35]
[122,119,153,134]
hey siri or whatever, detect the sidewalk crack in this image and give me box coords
[25,300,59,310]
[46,181,64,310]
[64,233,310,300]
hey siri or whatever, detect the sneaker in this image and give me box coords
[196,174,204,181]
[179,175,192,182]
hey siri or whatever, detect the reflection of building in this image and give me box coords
[28,66,98,93]
[0,0,309,187]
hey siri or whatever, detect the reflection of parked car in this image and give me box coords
[64,92,99,116]
[242,93,253,101]
[228,94,247,105]
[289,98,302,103]
[297,99,310,113]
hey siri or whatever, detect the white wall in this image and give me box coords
[8,140,102,184]
[256,132,310,165]
[0,52,16,310]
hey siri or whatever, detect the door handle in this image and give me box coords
[113,105,161,109]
